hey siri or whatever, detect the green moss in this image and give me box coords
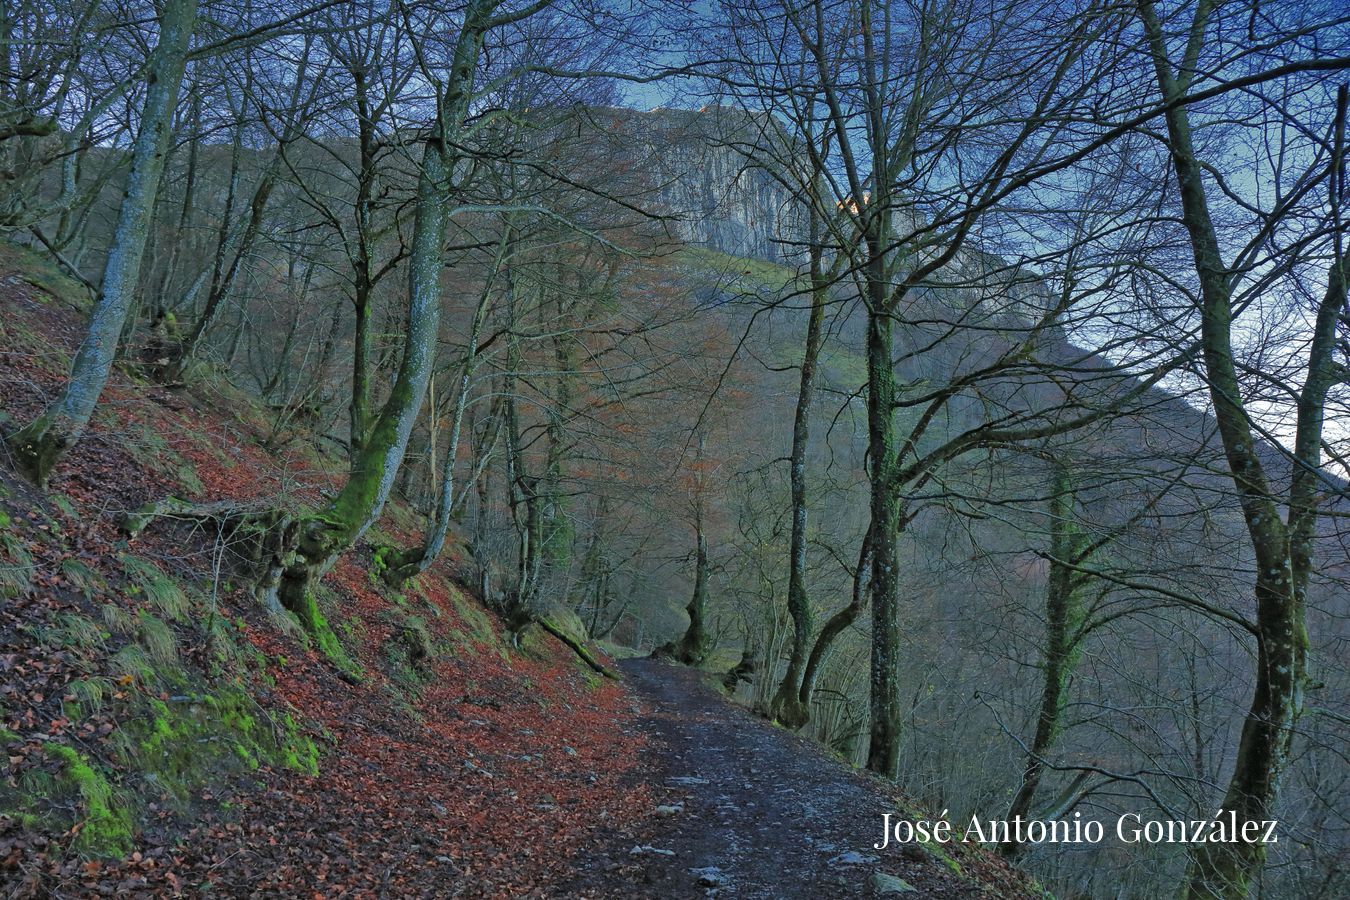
[43,743,134,857]
[370,544,394,580]
[922,839,963,875]
[280,582,361,679]
[119,684,319,807]
[424,581,500,655]
[175,464,205,495]
[380,608,436,691]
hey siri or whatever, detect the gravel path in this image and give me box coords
[560,658,1007,899]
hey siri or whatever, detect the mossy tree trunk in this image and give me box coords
[6,0,199,485]
[771,235,827,728]
[261,7,500,642]
[1138,7,1341,896]
[265,132,451,636]
[673,502,713,666]
[541,279,576,577]
[1002,459,1088,857]
[864,300,903,778]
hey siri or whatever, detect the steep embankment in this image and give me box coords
[0,242,652,895]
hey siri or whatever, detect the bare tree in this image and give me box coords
[6,0,199,485]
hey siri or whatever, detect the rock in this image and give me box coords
[429,801,448,818]
[562,745,578,757]
[668,775,709,786]
[630,845,676,857]
[655,803,685,817]
[829,850,880,866]
[690,866,730,887]
[868,872,916,894]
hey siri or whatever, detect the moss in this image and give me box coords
[370,544,394,580]
[119,684,319,807]
[921,839,963,876]
[175,464,205,495]
[43,743,134,858]
[425,581,500,655]
[304,596,361,679]
[380,609,435,691]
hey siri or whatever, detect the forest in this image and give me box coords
[0,0,1347,897]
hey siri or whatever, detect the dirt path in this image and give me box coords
[561,659,1014,899]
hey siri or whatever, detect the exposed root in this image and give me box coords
[536,617,619,680]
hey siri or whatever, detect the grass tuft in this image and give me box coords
[120,554,190,622]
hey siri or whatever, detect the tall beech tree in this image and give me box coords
[6,0,199,484]
[256,0,506,642]
[1135,2,1349,895]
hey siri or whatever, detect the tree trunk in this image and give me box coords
[256,9,495,647]
[1137,6,1324,895]
[865,302,903,778]
[263,134,451,646]
[1002,459,1084,857]
[800,526,872,712]
[673,505,712,666]
[6,0,199,485]
[168,50,315,382]
[771,238,827,728]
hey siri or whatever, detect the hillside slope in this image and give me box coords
[0,242,654,895]
[0,240,1043,897]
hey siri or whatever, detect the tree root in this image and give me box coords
[119,496,271,538]
[536,617,619,680]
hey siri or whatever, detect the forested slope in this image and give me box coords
[0,242,654,895]
[2,1,1346,897]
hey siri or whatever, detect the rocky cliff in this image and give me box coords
[597,106,806,264]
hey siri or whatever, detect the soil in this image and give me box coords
[563,659,1025,899]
